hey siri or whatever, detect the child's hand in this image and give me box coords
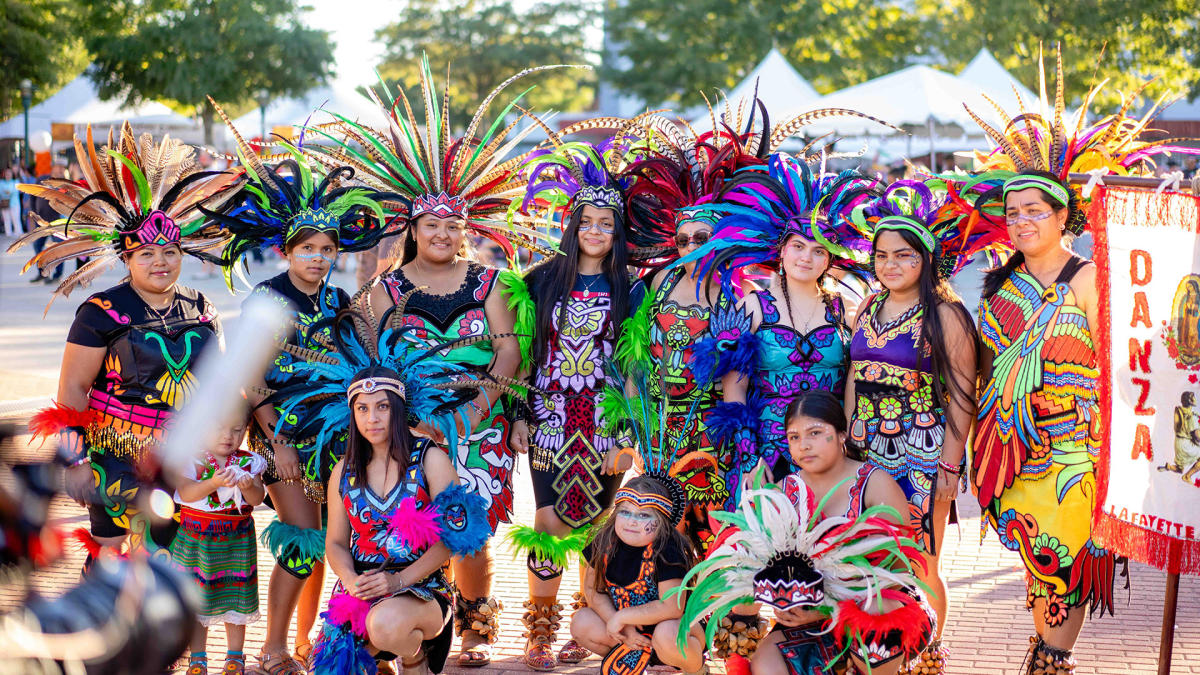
[619,626,651,650]
[212,467,238,487]
[605,612,626,644]
[235,473,256,490]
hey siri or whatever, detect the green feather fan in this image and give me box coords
[503,523,593,569]
[499,269,536,372]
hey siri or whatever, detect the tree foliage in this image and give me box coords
[606,0,1200,113]
[80,0,336,143]
[0,0,89,119]
[375,0,598,129]
[603,0,927,108]
[919,0,1200,110]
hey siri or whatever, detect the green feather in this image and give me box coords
[278,141,314,200]
[615,290,654,375]
[259,519,325,560]
[502,523,591,569]
[105,150,152,213]
[499,269,535,371]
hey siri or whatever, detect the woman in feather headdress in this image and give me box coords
[311,57,555,667]
[962,50,1194,674]
[261,306,506,675]
[499,137,642,670]
[681,152,881,493]
[203,102,402,673]
[14,123,242,556]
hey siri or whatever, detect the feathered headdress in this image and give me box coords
[680,152,883,293]
[597,364,720,525]
[301,56,576,262]
[203,102,403,287]
[855,178,1010,279]
[517,138,639,232]
[259,289,528,456]
[672,471,931,665]
[7,123,242,302]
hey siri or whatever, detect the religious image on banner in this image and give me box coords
[1093,185,1200,575]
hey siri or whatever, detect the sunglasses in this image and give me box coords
[674,231,711,247]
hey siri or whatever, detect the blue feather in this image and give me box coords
[435,484,492,556]
[311,621,376,675]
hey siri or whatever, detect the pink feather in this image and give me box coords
[327,591,372,637]
[386,497,442,551]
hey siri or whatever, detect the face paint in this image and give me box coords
[293,250,338,266]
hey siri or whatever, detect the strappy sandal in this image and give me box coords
[247,651,304,675]
[292,642,313,672]
[558,639,590,664]
[222,654,246,675]
[185,655,207,675]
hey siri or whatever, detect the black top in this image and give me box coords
[67,282,221,409]
[381,261,499,333]
[583,537,689,587]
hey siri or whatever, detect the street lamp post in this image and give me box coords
[254,89,270,154]
[20,79,33,168]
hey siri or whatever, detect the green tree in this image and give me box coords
[375,0,598,128]
[0,0,89,119]
[603,0,926,107]
[80,0,336,144]
[919,0,1200,111]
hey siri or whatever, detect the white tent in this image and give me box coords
[957,48,1039,116]
[0,73,200,143]
[231,82,387,139]
[688,47,820,130]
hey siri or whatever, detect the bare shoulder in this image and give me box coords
[864,467,908,519]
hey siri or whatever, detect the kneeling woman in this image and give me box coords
[681,391,935,675]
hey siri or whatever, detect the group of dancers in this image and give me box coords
[12,52,1184,675]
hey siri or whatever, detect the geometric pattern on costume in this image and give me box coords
[848,291,946,555]
[529,285,624,528]
[975,261,1118,621]
[643,267,731,509]
[382,262,514,530]
[753,290,850,478]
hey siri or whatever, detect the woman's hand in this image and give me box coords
[64,463,94,506]
[353,569,396,601]
[602,447,633,475]
[935,465,960,501]
[273,443,302,482]
[510,420,530,455]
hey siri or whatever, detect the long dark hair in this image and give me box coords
[872,229,978,436]
[587,475,697,588]
[342,366,414,483]
[784,390,864,461]
[980,170,1084,300]
[531,206,632,368]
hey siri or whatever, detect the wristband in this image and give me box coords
[67,455,91,468]
[938,459,962,475]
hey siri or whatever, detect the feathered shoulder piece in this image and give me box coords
[301,55,576,263]
[682,152,882,292]
[203,101,403,287]
[965,47,1199,181]
[8,122,243,302]
[672,469,930,664]
[260,287,528,455]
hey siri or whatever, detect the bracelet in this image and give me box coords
[67,455,91,468]
[938,459,963,475]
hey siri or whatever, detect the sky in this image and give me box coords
[304,0,401,87]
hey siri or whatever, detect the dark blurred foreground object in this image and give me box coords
[0,424,197,673]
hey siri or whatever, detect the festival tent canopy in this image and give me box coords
[687,47,820,129]
[957,48,1040,115]
[231,81,387,139]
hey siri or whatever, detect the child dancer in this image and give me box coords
[170,415,267,675]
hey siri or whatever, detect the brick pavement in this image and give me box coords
[1,238,1197,674]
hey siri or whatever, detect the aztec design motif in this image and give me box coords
[975,264,1117,621]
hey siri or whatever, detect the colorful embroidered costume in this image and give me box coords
[848,291,944,554]
[753,293,851,477]
[383,262,514,529]
[169,448,266,626]
[524,271,626,528]
[975,257,1119,622]
[68,283,221,545]
[245,273,350,500]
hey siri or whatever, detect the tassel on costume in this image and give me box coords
[434,484,491,556]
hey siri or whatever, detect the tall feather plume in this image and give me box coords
[209,97,277,191]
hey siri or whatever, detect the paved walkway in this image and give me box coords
[0,238,1196,674]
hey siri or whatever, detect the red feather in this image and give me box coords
[832,588,931,657]
[72,528,102,559]
[28,403,98,440]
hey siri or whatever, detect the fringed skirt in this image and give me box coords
[169,506,259,625]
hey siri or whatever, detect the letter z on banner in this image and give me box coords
[1092,185,1200,574]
